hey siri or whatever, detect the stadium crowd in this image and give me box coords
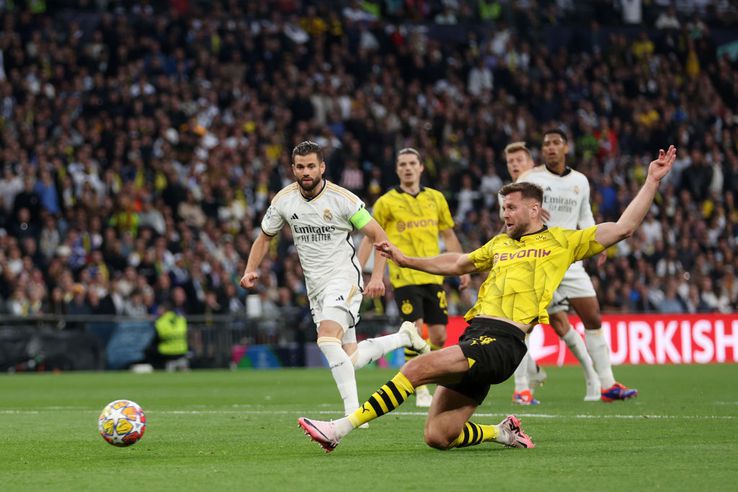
[1,0,737,324]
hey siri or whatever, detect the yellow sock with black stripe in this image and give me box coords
[404,347,420,363]
[429,341,443,352]
[449,422,499,448]
[347,372,415,428]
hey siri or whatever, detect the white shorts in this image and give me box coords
[309,282,362,345]
[548,261,597,313]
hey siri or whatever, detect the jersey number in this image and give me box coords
[437,290,448,311]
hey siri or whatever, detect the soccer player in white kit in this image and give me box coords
[518,129,637,401]
[240,141,429,418]
[503,142,598,405]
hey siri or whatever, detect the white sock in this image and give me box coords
[333,415,354,438]
[318,337,359,415]
[352,333,406,369]
[585,329,616,388]
[513,352,530,392]
[562,329,598,383]
[526,346,538,376]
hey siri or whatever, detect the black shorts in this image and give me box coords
[394,284,448,325]
[441,318,527,405]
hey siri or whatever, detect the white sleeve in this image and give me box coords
[578,179,596,228]
[339,190,364,222]
[260,204,284,236]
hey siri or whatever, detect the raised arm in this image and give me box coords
[239,231,274,289]
[376,240,477,276]
[595,145,676,249]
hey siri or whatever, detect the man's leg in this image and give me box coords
[426,322,446,351]
[298,344,535,452]
[425,386,534,450]
[316,320,360,416]
[548,310,600,401]
[569,297,638,401]
[298,346,469,452]
[349,321,429,369]
[413,321,446,407]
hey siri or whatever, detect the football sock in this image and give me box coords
[525,344,538,375]
[562,329,598,383]
[317,337,359,415]
[584,329,616,388]
[346,372,415,429]
[352,333,408,369]
[450,422,499,448]
[513,352,530,392]
[404,347,420,362]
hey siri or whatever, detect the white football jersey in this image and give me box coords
[517,166,595,229]
[261,181,365,298]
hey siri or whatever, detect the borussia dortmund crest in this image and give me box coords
[401,300,414,315]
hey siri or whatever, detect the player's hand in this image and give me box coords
[364,277,385,298]
[597,251,607,267]
[459,273,471,290]
[541,208,551,223]
[647,145,677,182]
[239,271,259,289]
[375,241,406,266]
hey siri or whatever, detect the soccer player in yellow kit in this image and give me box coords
[298,145,676,453]
[359,147,470,407]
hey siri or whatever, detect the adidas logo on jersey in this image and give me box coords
[336,295,344,301]
[291,213,299,220]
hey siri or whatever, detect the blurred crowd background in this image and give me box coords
[1,0,737,326]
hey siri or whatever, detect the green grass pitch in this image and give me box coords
[1,365,736,492]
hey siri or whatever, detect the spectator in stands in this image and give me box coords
[0,0,735,330]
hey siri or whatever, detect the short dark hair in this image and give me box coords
[499,182,544,204]
[542,128,568,143]
[292,140,324,163]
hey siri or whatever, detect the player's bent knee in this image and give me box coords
[430,334,446,347]
[423,428,454,450]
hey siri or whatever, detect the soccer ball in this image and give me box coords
[98,400,146,447]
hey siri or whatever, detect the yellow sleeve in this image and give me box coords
[436,191,455,231]
[567,226,606,262]
[467,238,497,271]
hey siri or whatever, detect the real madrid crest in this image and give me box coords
[573,185,580,194]
[323,208,333,221]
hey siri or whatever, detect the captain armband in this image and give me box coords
[350,207,372,229]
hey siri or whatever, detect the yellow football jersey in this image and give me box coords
[465,226,605,325]
[373,187,455,288]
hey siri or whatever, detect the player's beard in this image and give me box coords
[298,176,323,193]
[507,223,526,241]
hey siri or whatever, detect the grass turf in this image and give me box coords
[1,365,736,492]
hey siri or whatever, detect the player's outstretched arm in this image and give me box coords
[239,231,273,289]
[595,145,676,249]
[440,228,471,289]
[375,240,476,276]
